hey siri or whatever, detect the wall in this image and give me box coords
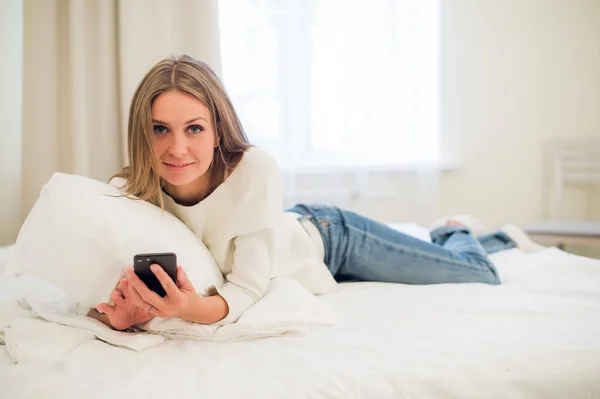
[438,0,600,229]
[0,0,23,245]
[291,0,600,240]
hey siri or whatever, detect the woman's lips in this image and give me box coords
[163,162,193,171]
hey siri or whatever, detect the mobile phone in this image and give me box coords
[133,252,177,297]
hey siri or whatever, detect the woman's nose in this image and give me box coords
[169,132,188,157]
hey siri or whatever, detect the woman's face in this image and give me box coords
[151,90,216,201]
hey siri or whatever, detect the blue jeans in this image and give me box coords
[287,204,517,285]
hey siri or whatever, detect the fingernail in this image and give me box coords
[151,265,159,272]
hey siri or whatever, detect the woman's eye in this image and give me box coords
[188,125,204,134]
[153,125,168,134]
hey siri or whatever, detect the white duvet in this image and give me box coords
[1,244,600,398]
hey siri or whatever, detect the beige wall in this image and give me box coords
[292,0,600,237]
[0,0,23,245]
[437,0,600,229]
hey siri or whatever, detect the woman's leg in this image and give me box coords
[288,204,500,285]
[477,231,518,254]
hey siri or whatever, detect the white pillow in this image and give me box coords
[0,245,14,277]
[5,173,224,310]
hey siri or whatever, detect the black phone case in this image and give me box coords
[133,252,177,297]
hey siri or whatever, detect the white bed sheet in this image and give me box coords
[1,246,600,398]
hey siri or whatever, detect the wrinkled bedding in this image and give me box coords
[1,242,599,398]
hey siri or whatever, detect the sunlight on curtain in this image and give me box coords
[218,0,440,173]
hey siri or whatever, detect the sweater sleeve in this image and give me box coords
[213,229,276,324]
[209,149,283,325]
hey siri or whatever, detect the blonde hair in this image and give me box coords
[113,55,251,207]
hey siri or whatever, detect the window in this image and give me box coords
[218,0,440,172]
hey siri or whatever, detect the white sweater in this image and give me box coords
[163,147,338,324]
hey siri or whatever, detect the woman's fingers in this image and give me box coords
[125,270,149,307]
[150,264,180,298]
[110,290,125,306]
[128,279,151,309]
[117,278,128,297]
[126,269,162,311]
[96,302,114,315]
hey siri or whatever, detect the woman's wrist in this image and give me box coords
[88,293,229,327]
[179,293,229,325]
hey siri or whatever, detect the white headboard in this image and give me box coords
[552,138,600,218]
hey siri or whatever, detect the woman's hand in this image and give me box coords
[125,265,199,320]
[95,278,155,331]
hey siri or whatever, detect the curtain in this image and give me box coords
[1,0,220,245]
[218,0,440,171]
[218,0,441,216]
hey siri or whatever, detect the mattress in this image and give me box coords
[1,246,599,398]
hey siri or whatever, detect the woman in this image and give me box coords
[90,55,544,331]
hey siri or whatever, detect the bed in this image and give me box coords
[1,233,600,398]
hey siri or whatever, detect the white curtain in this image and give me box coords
[0,0,220,245]
[20,0,123,225]
[217,0,441,218]
[218,0,440,171]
